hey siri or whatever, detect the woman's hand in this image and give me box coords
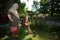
[25,22,29,26]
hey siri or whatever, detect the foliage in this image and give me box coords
[14,0,26,16]
[40,0,60,16]
[32,1,40,11]
[0,0,60,40]
[32,0,60,16]
[18,27,27,40]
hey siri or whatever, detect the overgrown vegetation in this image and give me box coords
[0,0,60,40]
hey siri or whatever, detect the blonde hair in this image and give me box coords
[9,3,18,10]
[12,3,18,8]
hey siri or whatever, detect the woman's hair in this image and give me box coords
[11,3,18,8]
[8,3,18,10]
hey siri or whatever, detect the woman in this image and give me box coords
[7,3,20,40]
[22,13,33,34]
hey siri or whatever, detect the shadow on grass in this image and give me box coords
[30,23,60,40]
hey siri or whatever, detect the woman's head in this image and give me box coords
[11,3,18,10]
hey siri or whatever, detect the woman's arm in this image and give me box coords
[25,14,29,26]
[7,12,13,22]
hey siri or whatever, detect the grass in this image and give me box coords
[0,23,60,40]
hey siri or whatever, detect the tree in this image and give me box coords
[40,0,60,16]
[32,0,40,13]
[14,0,26,15]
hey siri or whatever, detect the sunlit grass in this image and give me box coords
[0,36,9,40]
[23,34,45,40]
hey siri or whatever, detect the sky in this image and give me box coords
[20,0,41,11]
